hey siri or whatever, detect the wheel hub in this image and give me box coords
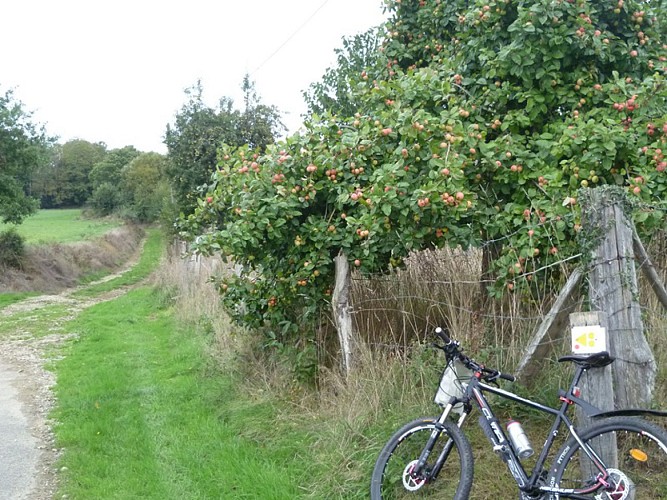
[402,460,427,491]
[596,468,635,500]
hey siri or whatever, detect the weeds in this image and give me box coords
[0,228,25,268]
[153,235,667,498]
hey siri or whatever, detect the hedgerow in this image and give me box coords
[180,0,666,348]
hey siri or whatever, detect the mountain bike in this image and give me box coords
[370,327,667,499]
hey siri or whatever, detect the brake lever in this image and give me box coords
[430,342,446,352]
[484,372,501,386]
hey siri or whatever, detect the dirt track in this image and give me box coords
[0,332,62,500]
[0,246,143,499]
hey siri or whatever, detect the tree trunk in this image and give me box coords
[332,251,355,377]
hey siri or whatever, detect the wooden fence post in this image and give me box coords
[580,187,657,409]
[515,268,582,383]
[332,251,355,377]
[569,312,614,415]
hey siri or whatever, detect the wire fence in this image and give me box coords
[181,196,667,376]
[344,200,667,371]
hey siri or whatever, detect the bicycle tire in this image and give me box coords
[370,417,473,500]
[548,416,667,498]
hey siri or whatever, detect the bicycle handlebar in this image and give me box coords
[434,327,452,344]
[433,327,516,383]
[497,371,516,383]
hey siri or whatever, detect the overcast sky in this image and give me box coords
[3,0,387,153]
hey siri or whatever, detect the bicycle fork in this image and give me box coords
[411,404,468,483]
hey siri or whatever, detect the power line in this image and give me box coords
[250,0,330,76]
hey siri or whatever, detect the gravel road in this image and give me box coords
[0,332,61,500]
[0,358,39,499]
[0,238,145,499]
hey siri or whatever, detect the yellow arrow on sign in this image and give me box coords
[575,332,597,348]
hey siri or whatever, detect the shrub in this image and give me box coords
[0,228,26,268]
[88,182,121,216]
[181,0,667,352]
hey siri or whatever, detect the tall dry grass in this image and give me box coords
[155,236,667,496]
[351,247,485,351]
[0,224,144,293]
[153,243,241,363]
[638,231,667,404]
[349,245,573,371]
[156,235,667,405]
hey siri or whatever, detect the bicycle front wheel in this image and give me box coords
[549,416,667,498]
[370,417,473,500]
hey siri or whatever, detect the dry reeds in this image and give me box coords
[152,243,241,362]
[0,224,144,293]
[637,230,667,404]
[348,245,563,370]
[160,232,667,418]
[351,246,485,352]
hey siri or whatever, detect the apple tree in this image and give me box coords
[180,0,666,348]
[377,0,667,288]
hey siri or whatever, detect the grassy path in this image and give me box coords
[0,229,309,499]
[54,288,303,499]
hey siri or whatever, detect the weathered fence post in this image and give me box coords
[332,251,355,377]
[515,268,582,383]
[580,187,657,409]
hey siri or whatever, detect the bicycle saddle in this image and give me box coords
[557,351,615,369]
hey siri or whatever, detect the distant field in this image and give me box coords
[0,209,123,244]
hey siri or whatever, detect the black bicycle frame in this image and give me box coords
[428,362,610,497]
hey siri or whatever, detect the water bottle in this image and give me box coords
[506,420,534,459]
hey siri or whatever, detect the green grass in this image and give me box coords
[52,287,310,499]
[72,228,165,298]
[0,209,122,244]
[0,304,74,339]
[0,292,40,310]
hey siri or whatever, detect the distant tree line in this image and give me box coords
[0,88,50,224]
[1,74,284,227]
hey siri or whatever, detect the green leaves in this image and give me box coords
[178,0,667,345]
[0,87,52,223]
[164,79,283,218]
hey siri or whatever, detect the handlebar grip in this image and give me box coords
[498,372,516,383]
[434,327,452,344]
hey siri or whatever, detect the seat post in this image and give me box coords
[567,364,587,395]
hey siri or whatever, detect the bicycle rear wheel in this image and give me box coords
[370,417,473,499]
[549,417,667,498]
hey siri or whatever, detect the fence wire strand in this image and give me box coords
[346,202,667,369]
